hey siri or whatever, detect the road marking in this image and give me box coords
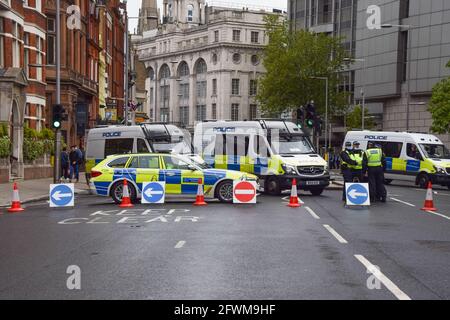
[175,241,186,249]
[389,197,416,207]
[426,210,450,221]
[305,206,320,219]
[323,224,348,244]
[354,254,411,300]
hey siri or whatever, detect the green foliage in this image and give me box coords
[38,128,55,140]
[22,125,55,160]
[346,105,375,131]
[0,123,8,137]
[257,15,349,118]
[0,136,10,158]
[428,61,450,134]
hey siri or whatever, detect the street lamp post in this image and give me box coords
[311,76,329,153]
[54,0,61,183]
[381,24,412,131]
[344,58,366,129]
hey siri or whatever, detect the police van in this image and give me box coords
[344,131,450,189]
[85,123,196,181]
[193,120,330,196]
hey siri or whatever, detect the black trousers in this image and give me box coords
[367,166,387,201]
[342,168,353,201]
[351,169,363,183]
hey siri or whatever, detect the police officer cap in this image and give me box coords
[345,141,352,147]
[353,141,360,146]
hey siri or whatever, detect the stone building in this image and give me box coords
[134,0,284,129]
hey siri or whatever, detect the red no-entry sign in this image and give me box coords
[233,180,257,204]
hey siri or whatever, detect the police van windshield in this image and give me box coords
[419,144,450,160]
[273,136,315,155]
[152,140,192,154]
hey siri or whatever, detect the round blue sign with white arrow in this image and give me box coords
[346,183,370,206]
[142,182,165,204]
[50,184,74,207]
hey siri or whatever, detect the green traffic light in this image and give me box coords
[53,121,61,129]
[306,119,314,128]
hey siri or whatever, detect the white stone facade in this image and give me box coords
[134,2,282,128]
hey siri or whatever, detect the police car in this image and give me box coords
[344,131,450,189]
[90,153,259,203]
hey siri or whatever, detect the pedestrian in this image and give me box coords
[363,142,387,203]
[350,141,364,183]
[60,147,70,182]
[340,141,358,201]
[69,145,81,183]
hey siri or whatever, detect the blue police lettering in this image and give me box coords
[213,127,235,133]
[102,132,122,138]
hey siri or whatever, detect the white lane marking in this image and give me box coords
[323,224,348,244]
[426,210,450,221]
[354,254,411,300]
[175,241,186,249]
[305,206,320,219]
[389,197,416,207]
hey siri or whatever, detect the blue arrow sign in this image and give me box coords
[346,183,369,206]
[142,182,165,204]
[50,184,74,207]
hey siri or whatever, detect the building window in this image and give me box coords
[160,108,169,122]
[212,103,217,120]
[180,106,189,125]
[212,79,217,95]
[214,30,219,42]
[195,59,207,74]
[178,62,189,77]
[251,31,259,43]
[231,104,239,121]
[232,79,240,95]
[196,105,206,121]
[251,54,260,65]
[232,29,241,42]
[196,81,207,98]
[249,80,257,96]
[179,83,189,99]
[232,53,241,64]
[212,53,218,64]
[24,47,29,78]
[187,4,194,22]
[12,21,20,68]
[47,18,56,65]
[36,36,44,81]
[0,17,4,68]
[249,104,258,120]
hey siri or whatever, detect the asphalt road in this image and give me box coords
[0,183,449,300]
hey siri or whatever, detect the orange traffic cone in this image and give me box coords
[193,178,207,206]
[287,178,301,208]
[8,182,24,213]
[119,179,134,208]
[421,181,437,211]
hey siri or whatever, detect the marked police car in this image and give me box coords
[344,131,450,189]
[90,153,259,203]
[85,123,201,182]
[194,120,330,196]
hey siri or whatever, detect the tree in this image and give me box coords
[428,61,450,134]
[345,105,375,131]
[257,15,349,118]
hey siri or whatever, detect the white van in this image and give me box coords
[194,120,330,195]
[85,123,195,181]
[344,131,450,189]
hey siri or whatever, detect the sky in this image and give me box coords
[127,0,287,33]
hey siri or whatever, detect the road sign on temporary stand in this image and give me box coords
[233,180,257,204]
[141,182,165,204]
[345,183,370,207]
[50,184,74,207]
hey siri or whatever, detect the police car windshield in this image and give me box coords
[419,144,450,160]
[274,136,315,155]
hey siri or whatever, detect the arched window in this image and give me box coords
[159,64,170,79]
[178,61,190,77]
[187,4,194,22]
[194,58,207,74]
[147,67,155,80]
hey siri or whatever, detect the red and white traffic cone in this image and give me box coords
[8,182,24,213]
[119,179,134,208]
[193,178,207,206]
[421,181,437,211]
[287,178,301,208]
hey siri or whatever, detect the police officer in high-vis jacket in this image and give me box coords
[350,141,364,183]
[363,142,387,202]
[340,141,358,201]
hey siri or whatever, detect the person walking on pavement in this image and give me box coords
[340,141,359,201]
[363,142,387,202]
[60,147,70,182]
[69,145,82,183]
[350,141,364,183]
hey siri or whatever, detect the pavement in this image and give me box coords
[0,181,449,299]
[0,175,90,207]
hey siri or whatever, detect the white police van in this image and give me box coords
[344,131,450,189]
[193,120,330,195]
[85,123,197,181]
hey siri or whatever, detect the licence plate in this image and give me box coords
[306,181,321,186]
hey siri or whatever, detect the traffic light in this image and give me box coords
[296,107,304,127]
[305,102,316,128]
[52,104,65,129]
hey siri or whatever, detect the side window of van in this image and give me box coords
[369,141,402,158]
[406,143,423,161]
[254,135,270,157]
[137,139,149,153]
[104,138,134,157]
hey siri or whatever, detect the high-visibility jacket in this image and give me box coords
[365,148,383,167]
[349,151,363,170]
[340,150,353,168]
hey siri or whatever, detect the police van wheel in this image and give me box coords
[216,180,233,203]
[417,173,429,189]
[309,188,324,196]
[265,177,281,196]
[110,181,137,204]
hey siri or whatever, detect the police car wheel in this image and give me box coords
[265,177,281,195]
[111,181,137,204]
[216,180,233,203]
[417,173,429,189]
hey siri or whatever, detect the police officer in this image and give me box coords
[350,141,364,183]
[340,141,358,201]
[363,142,387,202]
